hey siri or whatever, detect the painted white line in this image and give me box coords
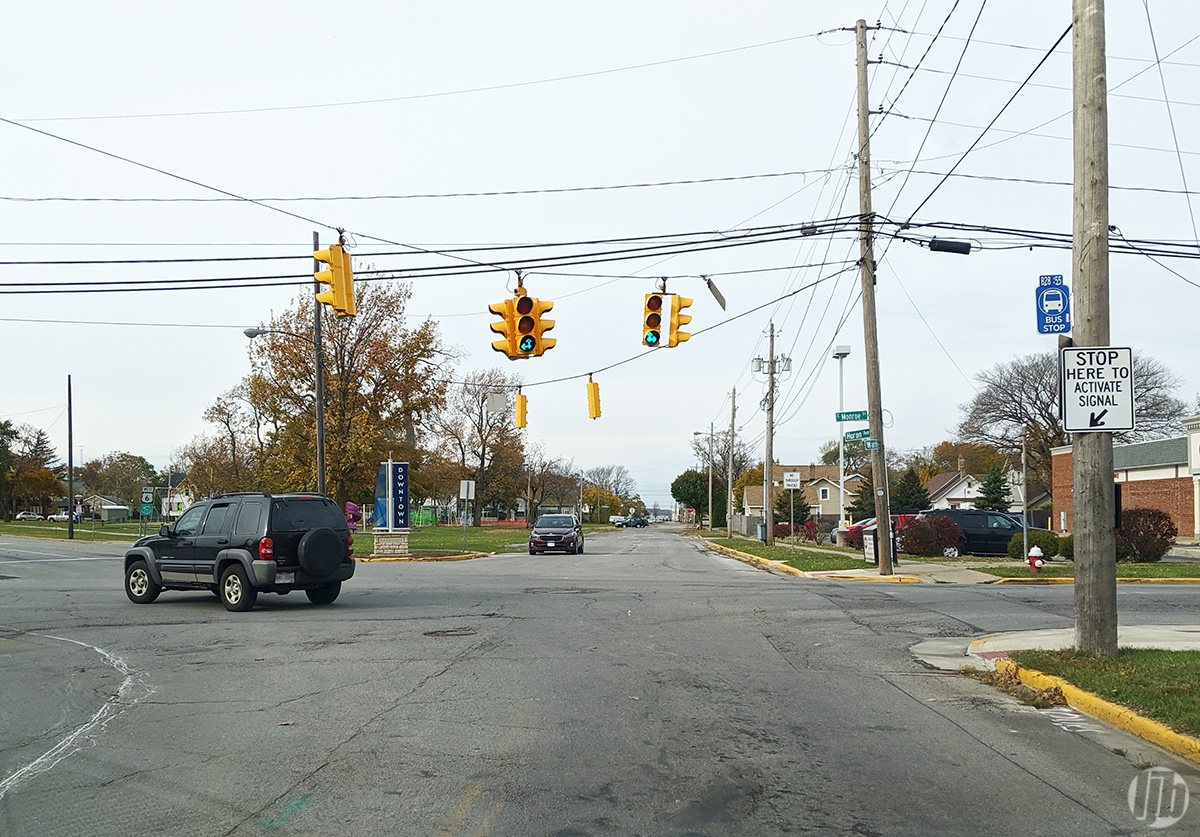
[0,629,155,801]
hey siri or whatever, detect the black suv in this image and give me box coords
[916,508,1029,557]
[123,492,355,612]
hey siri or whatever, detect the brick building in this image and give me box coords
[1050,413,1200,538]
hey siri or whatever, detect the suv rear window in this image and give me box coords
[269,498,347,532]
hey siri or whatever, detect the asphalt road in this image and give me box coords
[1,529,1197,836]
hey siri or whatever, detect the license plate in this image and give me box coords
[277,571,295,584]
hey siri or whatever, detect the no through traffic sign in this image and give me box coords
[1060,346,1135,432]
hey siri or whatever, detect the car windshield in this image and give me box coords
[270,498,347,532]
[536,516,574,528]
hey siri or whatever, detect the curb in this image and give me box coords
[994,577,1200,585]
[358,552,489,563]
[703,541,920,582]
[995,658,1200,765]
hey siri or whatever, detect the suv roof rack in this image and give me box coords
[213,492,272,499]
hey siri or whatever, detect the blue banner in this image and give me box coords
[374,462,409,529]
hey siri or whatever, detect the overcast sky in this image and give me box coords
[5,1,1199,509]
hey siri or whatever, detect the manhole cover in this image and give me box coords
[424,628,476,638]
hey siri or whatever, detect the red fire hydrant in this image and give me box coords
[1028,545,1045,574]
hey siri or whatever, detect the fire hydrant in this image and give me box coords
[1028,545,1045,574]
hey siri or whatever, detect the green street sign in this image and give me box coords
[844,429,871,441]
[864,439,880,450]
[140,502,155,517]
[836,410,868,422]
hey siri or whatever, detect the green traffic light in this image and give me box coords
[519,335,536,353]
[645,330,660,346]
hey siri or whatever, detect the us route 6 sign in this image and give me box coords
[1060,346,1135,432]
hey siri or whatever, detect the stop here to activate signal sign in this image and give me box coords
[1060,346,1135,433]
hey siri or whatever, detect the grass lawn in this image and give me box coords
[0,520,148,542]
[706,537,866,572]
[1008,648,1200,738]
[979,562,1200,579]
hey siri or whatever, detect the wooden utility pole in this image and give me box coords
[856,19,893,574]
[762,323,777,545]
[1072,0,1117,656]
[312,231,327,497]
[727,387,736,540]
[67,375,74,540]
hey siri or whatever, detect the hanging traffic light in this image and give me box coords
[643,293,664,347]
[488,289,556,359]
[314,243,356,317]
[667,294,692,347]
[515,392,527,428]
[587,377,601,419]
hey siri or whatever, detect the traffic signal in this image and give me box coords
[668,294,692,348]
[314,243,356,317]
[488,291,556,359]
[515,393,527,428]
[587,378,601,419]
[643,293,664,347]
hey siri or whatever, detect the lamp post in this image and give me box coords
[245,326,326,496]
[693,425,714,530]
[832,345,851,531]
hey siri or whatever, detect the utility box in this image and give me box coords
[757,522,767,543]
[101,505,130,523]
[861,524,897,565]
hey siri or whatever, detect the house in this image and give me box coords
[1051,415,1200,538]
[923,456,1050,512]
[742,464,862,520]
[160,473,192,519]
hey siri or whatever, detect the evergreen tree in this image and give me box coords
[848,475,876,521]
[774,488,811,527]
[890,467,931,513]
[974,465,1012,512]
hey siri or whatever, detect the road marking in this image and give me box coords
[0,555,121,563]
[0,629,155,801]
[436,779,484,837]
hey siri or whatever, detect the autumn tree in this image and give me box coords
[94,453,158,505]
[958,351,1185,496]
[522,444,573,524]
[688,430,755,488]
[818,438,872,475]
[435,368,524,525]
[0,420,16,515]
[732,461,764,514]
[10,425,62,515]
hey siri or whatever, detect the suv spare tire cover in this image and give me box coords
[297,528,344,577]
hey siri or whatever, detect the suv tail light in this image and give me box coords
[347,534,354,557]
[258,537,275,560]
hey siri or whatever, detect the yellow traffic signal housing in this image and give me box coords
[488,290,556,359]
[314,244,356,317]
[586,379,601,420]
[668,294,692,348]
[643,293,664,347]
[515,393,527,428]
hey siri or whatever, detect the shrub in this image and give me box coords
[773,523,794,539]
[846,528,864,549]
[898,517,961,557]
[803,520,819,542]
[1006,529,1061,560]
[1058,534,1073,559]
[1115,507,1177,563]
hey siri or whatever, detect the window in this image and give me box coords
[235,501,264,536]
[202,504,233,535]
[174,505,205,537]
[820,487,830,501]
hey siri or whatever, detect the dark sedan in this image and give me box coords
[529,514,584,555]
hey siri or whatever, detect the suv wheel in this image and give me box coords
[125,560,161,604]
[219,565,257,612]
[297,528,343,578]
[306,582,341,605]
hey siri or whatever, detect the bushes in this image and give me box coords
[1006,529,1061,560]
[846,527,864,549]
[1116,507,1177,563]
[1058,534,1073,559]
[773,523,794,539]
[898,516,961,557]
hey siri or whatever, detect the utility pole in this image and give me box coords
[727,388,736,539]
[764,323,776,545]
[707,422,714,531]
[312,231,327,497]
[1072,0,1117,657]
[856,19,893,575]
[67,375,74,540]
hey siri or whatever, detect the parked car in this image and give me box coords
[625,515,649,528]
[844,514,915,541]
[610,516,627,528]
[123,492,355,612]
[916,508,1047,557]
[47,512,81,523]
[15,511,44,521]
[529,514,584,554]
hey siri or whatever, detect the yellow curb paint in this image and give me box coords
[995,659,1200,765]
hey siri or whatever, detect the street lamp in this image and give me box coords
[245,326,326,496]
[832,345,851,531]
[693,424,714,530]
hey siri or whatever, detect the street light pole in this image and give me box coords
[833,345,851,529]
[245,324,326,496]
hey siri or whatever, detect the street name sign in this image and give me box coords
[1035,274,1071,334]
[1060,346,1135,432]
[836,410,868,422]
[782,472,802,490]
[864,439,880,450]
[844,428,871,441]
